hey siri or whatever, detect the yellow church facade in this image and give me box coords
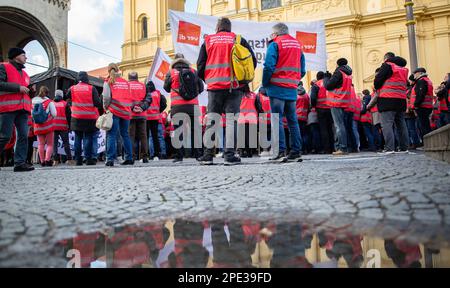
[120,0,450,92]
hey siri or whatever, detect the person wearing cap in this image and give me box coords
[410,67,434,139]
[66,71,102,166]
[102,63,134,167]
[52,89,73,165]
[373,52,410,154]
[324,58,353,156]
[0,47,34,172]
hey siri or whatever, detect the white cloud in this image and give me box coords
[69,0,121,44]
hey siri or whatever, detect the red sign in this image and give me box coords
[296,31,318,54]
[155,60,170,81]
[177,21,201,46]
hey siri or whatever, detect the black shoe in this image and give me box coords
[224,155,242,166]
[270,152,286,162]
[198,154,214,165]
[86,159,97,166]
[121,160,134,166]
[142,158,149,164]
[14,163,35,172]
[286,152,303,162]
[105,161,114,167]
[45,160,54,167]
[173,158,183,163]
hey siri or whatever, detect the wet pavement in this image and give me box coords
[0,152,450,267]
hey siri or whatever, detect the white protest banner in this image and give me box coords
[169,10,327,72]
[148,48,173,97]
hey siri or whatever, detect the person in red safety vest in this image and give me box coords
[52,90,73,165]
[238,86,263,158]
[296,82,310,155]
[410,67,434,139]
[257,87,272,156]
[434,73,450,127]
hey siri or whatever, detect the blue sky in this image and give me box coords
[25,0,199,76]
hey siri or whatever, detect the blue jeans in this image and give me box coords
[270,98,301,154]
[331,108,348,152]
[106,115,133,162]
[344,112,355,152]
[75,131,95,161]
[149,123,166,157]
[83,130,99,159]
[0,111,28,166]
[352,120,360,151]
[405,117,421,146]
[362,123,376,151]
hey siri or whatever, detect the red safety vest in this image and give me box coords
[109,78,132,120]
[72,233,100,268]
[53,101,69,131]
[70,82,99,120]
[258,93,271,124]
[345,87,358,113]
[170,68,199,106]
[204,32,237,90]
[328,71,352,108]
[316,79,330,109]
[296,93,309,122]
[27,114,34,137]
[379,62,409,100]
[439,90,449,112]
[360,110,373,124]
[129,80,147,119]
[33,99,54,135]
[238,92,258,125]
[0,62,31,113]
[270,35,302,89]
[353,96,362,121]
[147,90,161,121]
[410,77,434,109]
[370,91,379,112]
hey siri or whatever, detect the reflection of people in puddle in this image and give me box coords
[384,240,422,268]
[170,220,209,268]
[109,225,160,268]
[61,232,107,268]
[210,220,257,268]
[318,231,364,268]
[265,223,313,268]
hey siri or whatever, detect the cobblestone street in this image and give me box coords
[0,152,450,267]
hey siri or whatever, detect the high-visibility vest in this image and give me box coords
[316,79,330,109]
[353,96,362,121]
[345,87,358,113]
[296,93,309,122]
[439,90,449,112]
[170,68,199,106]
[129,80,147,119]
[379,62,409,100]
[27,114,34,137]
[238,92,258,124]
[258,93,271,124]
[328,71,352,108]
[70,82,99,120]
[109,77,132,120]
[270,35,302,89]
[370,91,379,112]
[53,100,69,131]
[204,32,237,90]
[360,110,373,124]
[146,90,161,121]
[0,62,31,113]
[410,77,434,109]
[33,99,54,135]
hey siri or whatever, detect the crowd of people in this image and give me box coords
[1,17,449,172]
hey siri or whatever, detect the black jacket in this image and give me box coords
[436,79,450,110]
[413,74,431,109]
[0,61,26,93]
[310,83,320,108]
[324,65,353,91]
[360,94,371,115]
[66,81,102,133]
[196,31,257,91]
[164,58,204,97]
[373,56,408,112]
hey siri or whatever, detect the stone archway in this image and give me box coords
[0,6,60,67]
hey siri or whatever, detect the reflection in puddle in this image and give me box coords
[57,219,450,268]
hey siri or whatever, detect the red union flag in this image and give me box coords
[296,31,318,54]
[177,21,201,46]
[155,60,170,81]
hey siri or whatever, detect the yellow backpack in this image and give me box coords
[230,35,255,88]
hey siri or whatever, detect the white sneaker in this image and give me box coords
[396,150,410,154]
[153,157,160,161]
[215,152,223,158]
[259,151,270,157]
[378,150,395,156]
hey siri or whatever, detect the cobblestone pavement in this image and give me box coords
[0,152,450,266]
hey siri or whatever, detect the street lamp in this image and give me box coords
[405,0,418,71]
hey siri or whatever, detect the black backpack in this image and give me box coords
[178,68,199,101]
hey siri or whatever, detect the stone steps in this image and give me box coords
[424,124,450,163]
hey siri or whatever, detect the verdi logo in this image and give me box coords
[156,60,170,81]
[177,21,201,46]
[296,31,318,54]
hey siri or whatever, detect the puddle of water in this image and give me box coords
[54,219,450,268]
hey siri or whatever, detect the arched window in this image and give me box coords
[140,16,148,39]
